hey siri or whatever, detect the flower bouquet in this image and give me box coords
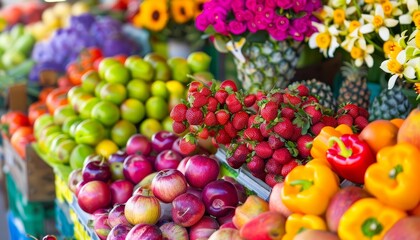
[309,0,420,93]
[130,0,206,57]
[196,0,323,92]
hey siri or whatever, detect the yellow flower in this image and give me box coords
[193,0,207,18]
[171,0,195,24]
[414,83,420,96]
[139,0,169,32]
[348,20,361,34]
[383,40,402,58]
[333,9,346,25]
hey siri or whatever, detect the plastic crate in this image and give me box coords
[55,200,74,240]
[55,174,73,205]
[7,211,31,240]
[5,173,57,238]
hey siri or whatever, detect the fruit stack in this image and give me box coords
[68,131,246,239]
[171,80,370,187]
[33,51,212,171]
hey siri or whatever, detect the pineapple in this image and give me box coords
[338,62,370,109]
[368,86,412,121]
[290,79,337,110]
[234,39,304,93]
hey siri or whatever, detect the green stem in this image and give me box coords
[365,38,383,53]
[290,179,313,192]
[328,136,353,158]
[361,218,383,238]
[352,0,362,17]
[389,164,403,179]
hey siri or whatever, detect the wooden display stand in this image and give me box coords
[3,136,55,202]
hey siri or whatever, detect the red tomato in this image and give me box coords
[114,55,127,64]
[46,87,70,114]
[11,126,35,159]
[39,87,54,103]
[1,111,30,136]
[28,101,48,125]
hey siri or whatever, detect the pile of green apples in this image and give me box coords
[33,51,212,170]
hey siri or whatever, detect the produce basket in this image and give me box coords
[55,200,75,240]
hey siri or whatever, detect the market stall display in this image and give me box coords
[0,0,420,239]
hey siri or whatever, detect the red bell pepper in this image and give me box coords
[326,134,375,184]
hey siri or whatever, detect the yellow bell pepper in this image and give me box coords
[310,124,353,160]
[281,163,339,215]
[282,213,327,240]
[365,143,420,210]
[338,198,407,240]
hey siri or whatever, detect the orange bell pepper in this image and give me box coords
[310,124,353,161]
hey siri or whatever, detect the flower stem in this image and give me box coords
[365,38,383,53]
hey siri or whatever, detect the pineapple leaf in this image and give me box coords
[246,31,269,43]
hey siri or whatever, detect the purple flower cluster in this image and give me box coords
[195,0,322,42]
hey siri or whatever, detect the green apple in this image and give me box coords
[94,81,107,98]
[74,119,106,146]
[187,51,211,73]
[49,134,71,156]
[72,93,93,114]
[98,57,120,79]
[53,105,77,126]
[10,24,25,41]
[154,61,171,81]
[100,82,127,105]
[126,79,150,102]
[124,55,141,68]
[145,96,169,121]
[34,114,54,139]
[120,98,145,124]
[81,71,101,93]
[69,144,95,170]
[151,80,169,99]
[79,97,100,119]
[91,100,121,127]
[62,116,82,135]
[144,53,167,63]
[139,118,163,139]
[162,116,174,132]
[67,86,86,106]
[104,63,130,85]
[126,58,154,81]
[167,57,191,83]
[111,119,138,147]
[69,119,84,138]
[53,139,77,164]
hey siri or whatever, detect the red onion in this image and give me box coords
[202,180,239,217]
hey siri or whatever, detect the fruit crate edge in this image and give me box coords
[69,194,100,240]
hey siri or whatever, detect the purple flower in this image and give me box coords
[265,0,277,8]
[261,8,275,24]
[219,0,234,9]
[195,14,210,31]
[293,0,307,13]
[235,10,254,22]
[292,17,309,34]
[206,6,228,24]
[214,20,229,35]
[232,0,245,10]
[276,0,293,9]
[305,0,322,12]
[228,20,247,35]
[247,20,258,33]
[255,4,265,14]
[289,27,305,41]
[254,14,268,30]
[269,29,288,41]
[274,16,289,31]
[246,0,258,11]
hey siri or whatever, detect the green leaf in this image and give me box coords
[246,31,269,43]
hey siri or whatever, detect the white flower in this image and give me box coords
[309,22,340,58]
[360,4,399,41]
[399,0,419,24]
[382,0,403,17]
[350,44,374,67]
[380,50,417,89]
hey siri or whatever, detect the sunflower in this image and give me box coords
[171,0,195,24]
[193,0,207,18]
[138,0,169,32]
